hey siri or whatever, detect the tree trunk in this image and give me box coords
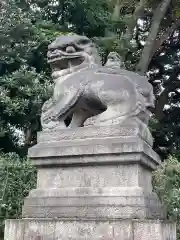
[125,0,145,41]
[24,127,32,147]
[152,18,180,58]
[111,0,122,21]
[104,0,122,37]
[136,0,171,75]
[60,0,65,26]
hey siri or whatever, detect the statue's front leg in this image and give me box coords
[41,114,66,130]
[69,110,90,128]
[41,99,67,130]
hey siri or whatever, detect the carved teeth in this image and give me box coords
[48,55,81,63]
[49,56,85,71]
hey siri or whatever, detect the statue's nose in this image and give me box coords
[66,46,76,53]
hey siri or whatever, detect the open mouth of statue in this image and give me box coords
[48,55,85,71]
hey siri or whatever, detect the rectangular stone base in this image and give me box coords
[4,219,176,240]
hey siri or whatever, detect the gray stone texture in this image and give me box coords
[37,119,153,146]
[4,220,24,240]
[41,34,154,130]
[35,165,153,189]
[28,121,158,169]
[4,219,176,240]
[22,123,165,220]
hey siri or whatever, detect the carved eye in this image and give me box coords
[59,45,67,51]
[78,39,90,45]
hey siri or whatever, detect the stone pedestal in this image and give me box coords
[4,122,176,239]
[4,219,176,240]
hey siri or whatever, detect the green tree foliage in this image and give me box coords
[149,34,180,158]
[153,155,180,239]
[0,153,36,238]
[0,0,112,155]
[1,1,180,239]
[29,0,111,37]
[0,1,63,155]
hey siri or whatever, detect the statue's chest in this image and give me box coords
[53,74,73,101]
[52,70,87,101]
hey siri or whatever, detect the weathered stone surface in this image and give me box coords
[24,220,55,240]
[4,219,176,240]
[23,124,164,220]
[134,220,176,240]
[35,165,152,189]
[22,186,164,219]
[29,147,159,170]
[38,120,153,146]
[22,205,164,220]
[105,51,125,69]
[28,124,160,170]
[41,34,154,130]
[4,220,24,240]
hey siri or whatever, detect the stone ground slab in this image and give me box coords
[4,219,176,240]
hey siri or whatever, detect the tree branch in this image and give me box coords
[136,0,172,75]
[111,0,122,21]
[125,0,145,41]
[152,18,180,58]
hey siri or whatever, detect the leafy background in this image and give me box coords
[1,0,180,239]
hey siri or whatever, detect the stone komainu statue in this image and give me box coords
[41,34,154,130]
